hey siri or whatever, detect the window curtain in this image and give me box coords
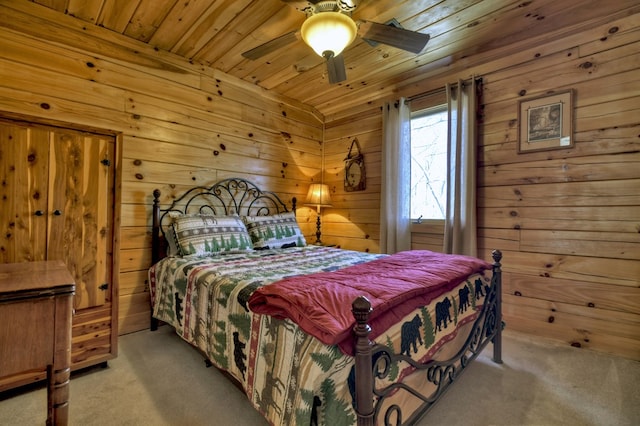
[444,78,480,256]
[380,98,412,254]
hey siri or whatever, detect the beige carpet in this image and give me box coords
[1,327,638,426]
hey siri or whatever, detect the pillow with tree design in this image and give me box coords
[243,212,306,249]
[172,214,253,256]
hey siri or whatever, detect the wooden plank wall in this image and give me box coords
[0,1,637,361]
[324,12,640,360]
[0,2,323,335]
[323,111,382,253]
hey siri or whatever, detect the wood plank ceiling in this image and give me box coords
[27,0,638,117]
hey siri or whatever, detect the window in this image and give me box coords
[410,105,448,220]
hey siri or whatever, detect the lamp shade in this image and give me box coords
[301,12,357,58]
[305,184,333,207]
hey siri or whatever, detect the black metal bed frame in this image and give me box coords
[148,177,503,426]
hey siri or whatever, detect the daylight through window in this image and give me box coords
[410,105,448,220]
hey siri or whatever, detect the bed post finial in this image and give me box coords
[492,249,502,264]
[352,296,374,426]
[352,295,372,325]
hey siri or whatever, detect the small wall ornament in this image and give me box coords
[344,138,366,192]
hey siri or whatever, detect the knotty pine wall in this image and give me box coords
[322,12,640,360]
[0,3,323,335]
[0,2,637,361]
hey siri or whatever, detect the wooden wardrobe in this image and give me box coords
[0,115,119,391]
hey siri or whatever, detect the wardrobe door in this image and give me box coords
[0,121,50,263]
[47,131,114,310]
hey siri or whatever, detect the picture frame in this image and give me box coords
[518,89,573,153]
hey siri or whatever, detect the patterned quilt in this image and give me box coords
[149,246,491,425]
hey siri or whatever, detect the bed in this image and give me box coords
[148,177,503,426]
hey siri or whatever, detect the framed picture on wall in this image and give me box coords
[518,89,573,153]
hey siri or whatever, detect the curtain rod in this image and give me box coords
[406,76,482,103]
[406,86,445,103]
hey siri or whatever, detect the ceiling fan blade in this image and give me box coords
[281,0,322,4]
[242,31,300,60]
[358,20,429,54]
[326,53,347,84]
[280,0,321,12]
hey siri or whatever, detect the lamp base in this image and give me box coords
[314,214,322,245]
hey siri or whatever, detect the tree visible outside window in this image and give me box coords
[410,105,448,220]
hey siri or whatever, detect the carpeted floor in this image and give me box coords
[1,327,638,425]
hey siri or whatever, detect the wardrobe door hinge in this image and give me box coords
[99,283,109,291]
[100,158,111,167]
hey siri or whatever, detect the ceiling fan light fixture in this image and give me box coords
[301,11,357,58]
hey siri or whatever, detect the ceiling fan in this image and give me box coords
[241,0,430,84]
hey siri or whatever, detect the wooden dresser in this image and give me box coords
[0,260,75,425]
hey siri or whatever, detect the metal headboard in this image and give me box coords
[151,177,296,263]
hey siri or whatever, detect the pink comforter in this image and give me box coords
[248,250,491,355]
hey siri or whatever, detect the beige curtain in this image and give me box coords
[443,78,479,256]
[380,98,412,254]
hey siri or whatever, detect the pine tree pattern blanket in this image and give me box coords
[149,246,491,425]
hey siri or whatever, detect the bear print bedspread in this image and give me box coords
[148,246,491,426]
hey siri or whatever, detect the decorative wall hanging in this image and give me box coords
[344,138,366,192]
[518,89,574,153]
